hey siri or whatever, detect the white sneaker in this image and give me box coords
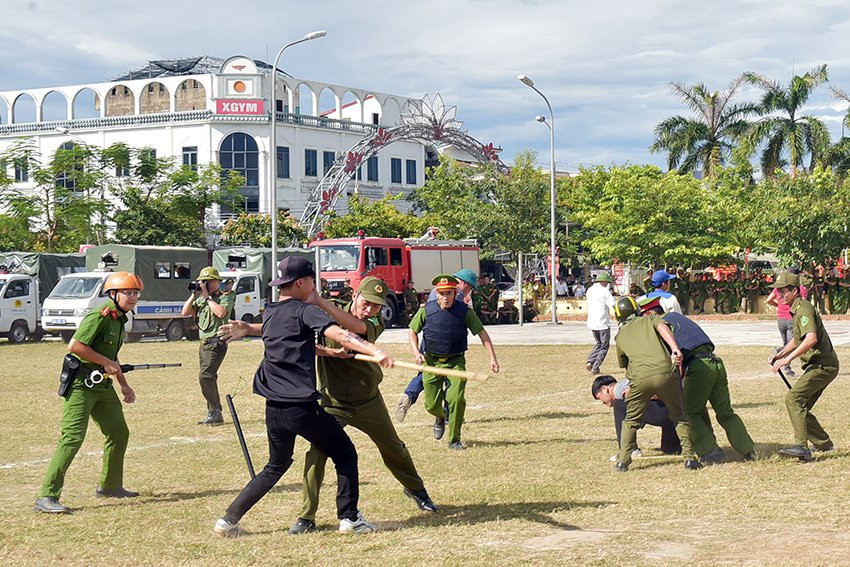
[609,449,642,462]
[395,394,412,423]
[339,511,377,534]
[214,517,242,538]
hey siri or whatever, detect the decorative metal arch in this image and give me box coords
[299,93,508,238]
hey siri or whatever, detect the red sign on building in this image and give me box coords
[216,99,265,115]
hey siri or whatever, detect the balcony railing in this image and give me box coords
[0,110,213,135]
[0,109,382,136]
[276,112,380,134]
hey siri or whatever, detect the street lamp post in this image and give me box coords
[518,74,559,325]
[269,30,326,301]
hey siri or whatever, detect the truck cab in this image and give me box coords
[310,233,479,326]
[0,274,39,343]
[41,272,114,342]
[311,236,409,324]
[219,270,262,323]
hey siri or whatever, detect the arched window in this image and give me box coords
[219,133,259,213]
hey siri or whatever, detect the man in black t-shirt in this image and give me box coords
[212,257,393,538]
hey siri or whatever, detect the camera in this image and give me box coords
[187,281,204,292]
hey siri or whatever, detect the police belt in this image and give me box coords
[425,352,464,364]
[77,366,113,388]
[202,336,224,345]
[684,344,717,368]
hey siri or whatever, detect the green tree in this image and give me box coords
[744,64,831,177]
[650,78,756,178]
[0,139,110,252]
[409,154,498,241]
[756,165,850,267]
[112,187,207,246]
[108,148,244,247]
[219,211,306,247]
[323,194,429,238]
[487,150,551,256]
[571,165,739,266]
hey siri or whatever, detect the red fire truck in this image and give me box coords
[309,231,480,325]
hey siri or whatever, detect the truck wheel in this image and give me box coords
[60,331,75,343]
[241,314,255,324]
[165,321,185,342]
[8,321,28,344]
[31,328,45,342]
[381,296,399,328]
[125,332,143,343]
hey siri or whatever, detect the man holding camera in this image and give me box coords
[182,266,235,425]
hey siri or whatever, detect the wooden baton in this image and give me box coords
[353,354,489,382]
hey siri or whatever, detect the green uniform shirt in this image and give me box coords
[195,291,235,339]
[791,297,838,367]
[317,303,385,403]
[409,302,485,336]
[72,298,127,370]
[615,315,673,379]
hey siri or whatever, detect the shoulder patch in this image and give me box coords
[801,315,810,326]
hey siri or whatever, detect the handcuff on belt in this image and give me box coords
[84,369,109,388]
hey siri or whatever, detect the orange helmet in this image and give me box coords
[103,271,144,293]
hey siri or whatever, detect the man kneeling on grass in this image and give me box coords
[591,375,682,459]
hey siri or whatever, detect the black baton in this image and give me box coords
[776,367,792,390]
[225,394,256,479]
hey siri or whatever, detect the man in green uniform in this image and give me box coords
[409,274,500,450]
[320,278,332,300]
[288,277,437,535]
[733,272,747,313]
[639,296,756,463]
[477,275,499,325]
[498,298,519,324]
[769,272,839,461]
[612,296,700,471]
[35,272,144,513]
[692,274,709,314]
[399,279,420,327]
[674,269,691,314]
[182,266,235,425]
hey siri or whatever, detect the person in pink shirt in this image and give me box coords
[766,277,798,376]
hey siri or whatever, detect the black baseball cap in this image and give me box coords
[269,256,314,287]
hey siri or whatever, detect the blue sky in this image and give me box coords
[3,0,850,172]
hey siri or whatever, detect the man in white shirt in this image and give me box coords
[573,282,587,298]
[585,272,616,374]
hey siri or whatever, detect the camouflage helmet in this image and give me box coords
[197,266,221,281]
[614,296,639,323]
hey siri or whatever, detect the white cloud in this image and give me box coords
[2,0,850,168]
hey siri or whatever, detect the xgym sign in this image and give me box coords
[216,99,265,115]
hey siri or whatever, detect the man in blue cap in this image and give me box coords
[395,268,478,422]
[646,269,683,314]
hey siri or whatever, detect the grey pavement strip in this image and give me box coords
[379,321,850,347]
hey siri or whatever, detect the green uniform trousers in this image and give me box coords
[423,354,467,444]
[299,394,425,520]
[684,356,754,457]
[199,341,228,413]
[619,370,694,465]
[40,383,129,498]
[786,364,838,447]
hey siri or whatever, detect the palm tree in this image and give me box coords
[824,87,850,177]
[744,64,830,177]
[650,78,756,178]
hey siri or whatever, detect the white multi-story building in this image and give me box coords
[0,55,431,220]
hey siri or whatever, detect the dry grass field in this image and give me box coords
[1,338,850,566]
